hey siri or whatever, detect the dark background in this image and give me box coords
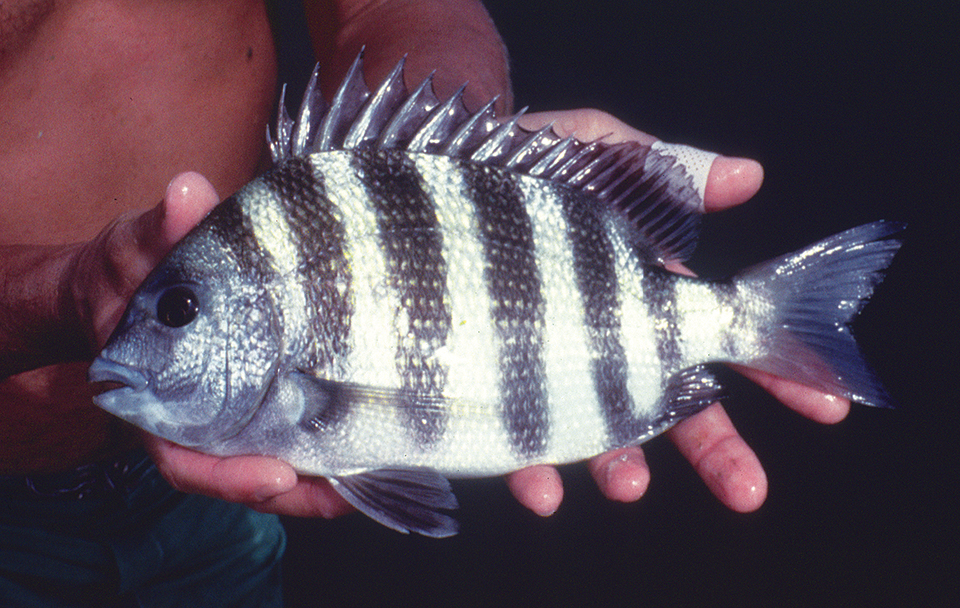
[283,2,958,606]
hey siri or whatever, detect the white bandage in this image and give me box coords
[650,141,718,210]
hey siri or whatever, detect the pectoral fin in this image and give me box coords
[329,468,459,538]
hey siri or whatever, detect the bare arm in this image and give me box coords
[0,245,85,379]
[305,0,513,111]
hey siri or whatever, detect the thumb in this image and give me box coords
[158,172,220,251]
[87,172,220,346]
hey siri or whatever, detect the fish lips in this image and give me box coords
[88,357,150,416]
[88,357,227,447]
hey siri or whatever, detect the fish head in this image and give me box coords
[89,241,283,449]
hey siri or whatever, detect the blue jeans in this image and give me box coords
[0,451,285,607]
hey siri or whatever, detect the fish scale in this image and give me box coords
[352,149,451,447]
[89,53,903,537]
[460,162,550,458]
[262,159,352,373]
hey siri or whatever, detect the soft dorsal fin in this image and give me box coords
[267,51,705,264]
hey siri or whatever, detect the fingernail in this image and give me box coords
[603,450,649,501]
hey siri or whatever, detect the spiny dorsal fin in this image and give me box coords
[266,50,705,264]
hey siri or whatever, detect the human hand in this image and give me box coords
[69,172,222,350]
[505,109,849,516]
[73,171,356,517]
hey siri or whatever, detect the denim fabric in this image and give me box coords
[0,452,285,607]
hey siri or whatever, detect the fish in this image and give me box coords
[88,52,903,537]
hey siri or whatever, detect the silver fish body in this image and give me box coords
[89,54,902,536]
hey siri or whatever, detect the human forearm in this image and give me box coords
[0,175,214,381]
[307,0,512,112]
[0,244,87,379]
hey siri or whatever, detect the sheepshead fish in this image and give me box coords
[89,53,903,537]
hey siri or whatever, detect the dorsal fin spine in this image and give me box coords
[441,95,498,156]
[572,143,634,191]
[552,142,602,186]
[377,73,439,149]
[503,123,557,170]
[406,84,469,153]
[270,84,294,162]
[267,53,706,263]
[292,68,323,157]
[470,108,526,163]
[343,56,408,149]
[316,52,371,151]
[527,135,576,177]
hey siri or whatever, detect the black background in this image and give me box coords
[283,2,958,606]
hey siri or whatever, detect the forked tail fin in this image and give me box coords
[735,221,904,408]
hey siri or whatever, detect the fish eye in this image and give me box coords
[156,285,200,328]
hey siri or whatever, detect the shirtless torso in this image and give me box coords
[0,0,278,473]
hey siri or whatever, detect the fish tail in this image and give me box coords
[734,220,904,408]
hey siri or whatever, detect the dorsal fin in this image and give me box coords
[266,52,705,263]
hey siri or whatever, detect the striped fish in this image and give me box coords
[89,53,903,537]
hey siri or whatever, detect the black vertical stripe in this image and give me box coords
[207,195,276,283]
[461,164,549,458]
[351,149,451,447]
[640,265,682,380]
[557,188,654,446]
[261,159,353,383]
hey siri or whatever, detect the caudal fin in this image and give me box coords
[736,221,904,408]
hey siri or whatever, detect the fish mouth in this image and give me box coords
[88,358,149,396]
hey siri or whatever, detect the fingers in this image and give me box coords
[506,465,563,517]
[519,108,763,213]
[85,172,222,346]
[518,108,659,146]
[104,172,219,285]
[146,436,296,502]
[668,403,768,513]
[246,478,355,519]
[587,447,650,503]
[508,448,649,516]
[730,365,851,424]
[703,156,764,211]
[508,447,651,515]
[665,370,848,514]
[145,436,354,518]
[148,437,284,504]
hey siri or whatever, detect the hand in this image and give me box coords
[143,435,354,518]
[69,172,222,349]
[506,109,849,516]
[80,171,355,517]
